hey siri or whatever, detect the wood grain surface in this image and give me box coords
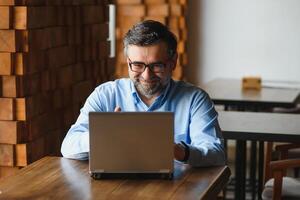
[0,157,230,200]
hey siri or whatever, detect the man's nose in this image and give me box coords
[141,66,154,80]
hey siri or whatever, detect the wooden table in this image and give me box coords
[219,111,300,200]
[202,78,300,109]
[0,157,231,200]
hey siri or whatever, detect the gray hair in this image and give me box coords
[123,20,177,59]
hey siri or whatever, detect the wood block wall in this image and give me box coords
[0,0,115,179]
[115,0,188,80]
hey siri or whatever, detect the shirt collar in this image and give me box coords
[130,81,140,104]
[155,79,172,103]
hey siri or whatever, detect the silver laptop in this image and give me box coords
[89,112,174,179]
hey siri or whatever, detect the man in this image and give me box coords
[61,20,226,167]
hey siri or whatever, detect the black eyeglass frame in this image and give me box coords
[128,58,168,73]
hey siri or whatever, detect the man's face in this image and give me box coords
[126,42,176,98]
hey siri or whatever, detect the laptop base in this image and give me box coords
[91,172,173,180]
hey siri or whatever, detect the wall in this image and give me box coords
[0,0,114,179]
[186,0,300,85]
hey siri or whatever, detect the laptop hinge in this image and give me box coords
[159,169,171,173]
[91,169,105,173]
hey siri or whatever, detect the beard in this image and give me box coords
[130,75,168,99]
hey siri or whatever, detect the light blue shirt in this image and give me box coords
[61,78,226,167]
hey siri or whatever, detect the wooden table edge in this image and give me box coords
[199,165,231,200]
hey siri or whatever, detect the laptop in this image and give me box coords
[88,112,174,179]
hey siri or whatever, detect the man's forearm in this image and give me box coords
[61,131,89,160]
[187,144,226,167]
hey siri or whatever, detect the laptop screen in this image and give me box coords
[89,112,174,177]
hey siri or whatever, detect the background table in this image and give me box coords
[202,78,300,200]
[219,111,300,200]
[0,157,231,200]
[202,78,300,109]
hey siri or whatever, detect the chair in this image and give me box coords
[262,142,300,200]
[272,104,300,114]
[272,105,300,177]
[275,143,300,177]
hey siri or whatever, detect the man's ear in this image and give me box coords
[170,53,178,71]
[126,57,131,68]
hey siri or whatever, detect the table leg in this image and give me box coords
[250,141,257,200]
[224,139,228,152]
[258,141,264,200]
[235,140,246,200]
[223,138,228,198]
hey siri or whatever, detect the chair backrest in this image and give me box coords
[264,142,273,184]
[263,142,300,200]
[264,142,300,183]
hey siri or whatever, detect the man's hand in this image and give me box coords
[174,143,186,161]
[114,106,121,112]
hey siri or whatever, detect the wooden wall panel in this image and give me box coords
[0,53,13,75]
[0,0,114,179]
[0,6,12,29]
[0,98,15,120]
[13,6,48,29]
[0,121,26,144]
[0,144,14,166]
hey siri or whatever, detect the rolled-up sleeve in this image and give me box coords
[186,93,226,167]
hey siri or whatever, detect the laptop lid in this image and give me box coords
[89,112,174,176]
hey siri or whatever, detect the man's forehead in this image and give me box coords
[127,43,168,60]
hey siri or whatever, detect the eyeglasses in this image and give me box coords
[128,58,167,73]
